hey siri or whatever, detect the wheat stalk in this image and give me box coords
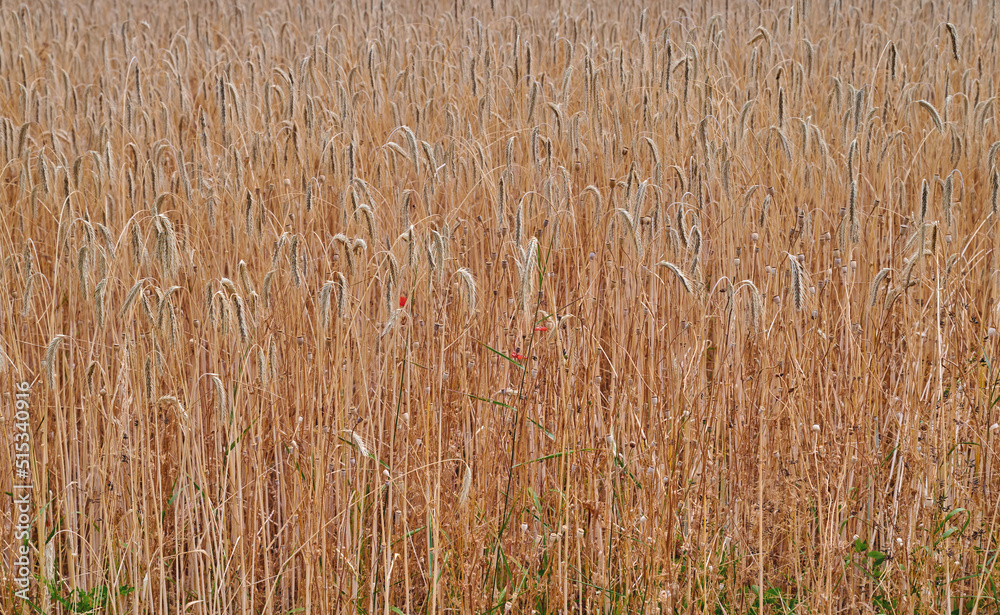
[239,260,254,294]
[946,23,960,61]
[657,261,694,294]
[211,374,228,423]
[319,280,334,329]
[516,236,539,312]
[786,253,805,310]
[44,334,66,389]
[336,272,349,319]
[456,267,477,315]
[458,463,473,509]
[916,100,944,132]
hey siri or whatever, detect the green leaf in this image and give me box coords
[867,550,886,566]
[391,525,425,547]
[527,487,543,516]
[513,448,594,469]
[469,393,514,410]
[935,508,970,547]
[476,339,524,369]
[944,507,967,524]
[853,537,868,553]
[526,416,555,441]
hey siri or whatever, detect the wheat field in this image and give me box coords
[2,0,1000,613]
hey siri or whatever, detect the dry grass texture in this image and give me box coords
[3,0,1000,613]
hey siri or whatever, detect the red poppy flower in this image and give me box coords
[399,296,407,308]
[534,326,549,332]
[512,351,526,362]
